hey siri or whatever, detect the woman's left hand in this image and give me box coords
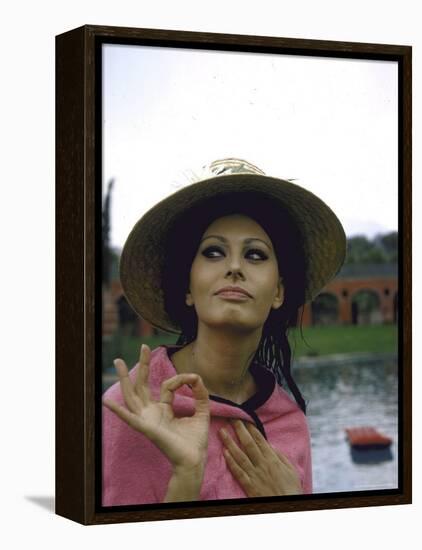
[219,420,303,497]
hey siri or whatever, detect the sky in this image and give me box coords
[102,44,398,250]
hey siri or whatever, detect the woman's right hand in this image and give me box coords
[103,344,210,473]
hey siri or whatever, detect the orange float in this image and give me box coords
[345,427,392,449]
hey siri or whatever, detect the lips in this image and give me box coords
[215,286,252,298]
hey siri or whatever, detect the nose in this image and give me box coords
[224,253,245,281]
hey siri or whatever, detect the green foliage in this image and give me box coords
[345,231,398,264]
[379,232,398,262]
[353,291,379,312]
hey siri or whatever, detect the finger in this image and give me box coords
[113,358,138,412]
[219,427,254,471]
[187,374,210,417]
[245,423,275,459]
[230,420,261,466]
[135,344,151,401]
[222,448,252,493]
[274,451,301,490]
[160,373,201,405]
[275,449,297,471]
[103,398,143,431]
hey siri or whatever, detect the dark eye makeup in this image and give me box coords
[246,248,268,261]
[201,245,225,258]
[201,245,268,261]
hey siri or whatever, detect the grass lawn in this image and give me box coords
[288,324,398,358]
[103,324,397,371]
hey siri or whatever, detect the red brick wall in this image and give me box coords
[299,276,398,326]
[105,274,398,336]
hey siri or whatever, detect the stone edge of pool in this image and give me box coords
[293,352,398,369]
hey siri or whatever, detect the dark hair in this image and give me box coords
[163,192,308,414]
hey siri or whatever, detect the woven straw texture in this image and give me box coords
[120,161,346,333]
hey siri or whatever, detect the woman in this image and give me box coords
[102,158,346,506]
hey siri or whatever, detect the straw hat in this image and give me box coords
[119,158,346,333]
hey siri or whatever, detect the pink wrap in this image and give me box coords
[102,346,312,506]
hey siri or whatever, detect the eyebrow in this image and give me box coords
[200,235,273,251]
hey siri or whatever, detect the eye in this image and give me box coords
[202,245,225,258]
[245,248,268,261]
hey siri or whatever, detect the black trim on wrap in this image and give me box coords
[165,346,276,439]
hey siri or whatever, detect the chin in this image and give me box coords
[204,313,264,334]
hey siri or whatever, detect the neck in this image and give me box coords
[174,324,262,403]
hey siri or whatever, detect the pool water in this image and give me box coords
[293,359,399,494]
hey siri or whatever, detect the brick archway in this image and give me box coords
[105,265,397,333]
[311,292,339,325]
[350,288,382,324]
[300,266,397,327]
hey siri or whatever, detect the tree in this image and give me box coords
[345,232,397,265]
[102,178,115,286]
[378,232,398,262]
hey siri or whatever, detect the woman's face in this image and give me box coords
[186,214,284,334]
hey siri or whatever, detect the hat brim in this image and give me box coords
[119,173,346,333]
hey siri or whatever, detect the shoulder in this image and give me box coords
[254,369,308,427]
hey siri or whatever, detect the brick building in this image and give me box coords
[103,263,398,337]
[300,263,398,326]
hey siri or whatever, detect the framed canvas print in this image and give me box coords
[55,25,412,525]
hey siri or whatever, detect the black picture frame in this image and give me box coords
[56,24,412,525]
